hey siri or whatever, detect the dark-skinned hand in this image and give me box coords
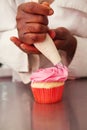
[49,27,77,59]
[11,2,77,58]
[11,2,53,54]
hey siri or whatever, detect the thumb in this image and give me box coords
[10,36,22,47]
[53,27,70,40]
[48,29,56,39]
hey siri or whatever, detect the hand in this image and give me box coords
[49,27,77,59]
[10,37,40,54]
[16,2,53,45]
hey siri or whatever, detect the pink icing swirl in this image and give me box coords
[30,63,68,82]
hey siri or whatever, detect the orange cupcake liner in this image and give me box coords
[31,85,64,104]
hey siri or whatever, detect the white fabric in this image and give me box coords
[68,36,87,78]
[54,0,87,13]
[0,0,29,72]
[0,0,87,83]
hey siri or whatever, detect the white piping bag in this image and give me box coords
[25,0,61,65]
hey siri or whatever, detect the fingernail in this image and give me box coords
[48,30,56,39]
[49,9,54,15]
[42,2,50,7]
[20,44,25,49]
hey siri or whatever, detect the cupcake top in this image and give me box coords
[30,63,68,83]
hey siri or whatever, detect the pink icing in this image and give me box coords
[30,63,68,82]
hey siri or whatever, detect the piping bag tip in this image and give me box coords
[34,34,61,65]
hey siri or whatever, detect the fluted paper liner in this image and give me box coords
[31,85,64,103]
[34,34,61,65]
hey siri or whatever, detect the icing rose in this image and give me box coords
[30,63,68,82]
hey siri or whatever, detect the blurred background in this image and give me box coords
[0,63,12,78]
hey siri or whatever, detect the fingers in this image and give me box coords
[24,23,49,33]
[16,13,48,25]
[20,44,40,54]
[10,36,22,47]
[18,2,53,16]
[16,2,53,45]
[18,33,46,45]
[48,29,56,39]
[54,40,67,50]
[10,36,40,54]
[49,27,71,40]
[17,23,49,34]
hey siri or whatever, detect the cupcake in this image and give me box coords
[30,63,68,104]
